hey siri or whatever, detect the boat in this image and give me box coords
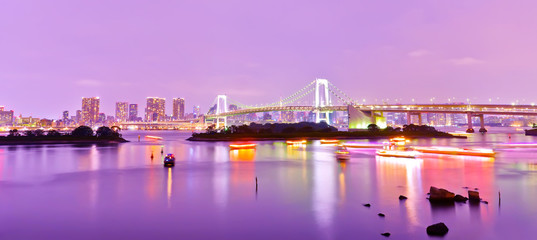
[286,140,307,145]
[229,143,257,150]
[376,149,419,158]
[164,154,175,167]
[320,139,339,144]
[335,145,350,160]
[343,142,383,148]
[375,139,419,158]
[412,146,495,157]
[145,135,163,140]
[389,137,410,146]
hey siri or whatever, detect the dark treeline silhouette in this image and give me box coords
[189,122,458,141]
[2,126,127,144]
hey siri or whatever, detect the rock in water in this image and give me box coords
[429,186,455,203]
[426,222,449,236]
[468,190,481,202]
[381,232,391,237]
[363,203,371,207]
[454,194,468,202]
[399,195,408,200]
[378,213,385,217]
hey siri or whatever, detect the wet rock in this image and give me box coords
[378,213,385,217]
[399,195,408,200]
[482,200,488,204]
[468,190,481,202]
[454,194,468,202]
[429,186,455,203]
[363,203,371,207]
[381,232,391,237]
[462,186,469,189]
[474,188,479,190]
[426,222,449,236]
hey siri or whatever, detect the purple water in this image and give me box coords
[1,128,536,239]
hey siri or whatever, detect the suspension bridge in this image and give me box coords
[205,79,537,133]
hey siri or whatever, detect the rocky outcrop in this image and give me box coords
[468,190,481,202]
[429,186,455,203]
[454,194,468,202]
[399,195,408,200]
[426,222,449,236]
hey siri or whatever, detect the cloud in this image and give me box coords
[448,57,484,66]
[75,79,103,86]
[408,49,431,57]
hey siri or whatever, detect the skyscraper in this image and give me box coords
[76,110,82,124]
[193,105,200,118]
[81,97,100,126]
[129,104,138,121]
[115,102,129,122]
[0,109,13,126]
[62,111,69,120]
[145,97,165,122]
[172,98,185,120]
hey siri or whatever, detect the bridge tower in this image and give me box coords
[216,95,228,128]
[314,78,331,124]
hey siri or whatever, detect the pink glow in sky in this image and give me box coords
[1,0,537,118]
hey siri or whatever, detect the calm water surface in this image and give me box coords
[1,128,537,239]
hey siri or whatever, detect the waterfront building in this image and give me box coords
[62,111,69,121]
[193,106,201,118]
[98,113,106,123]
[281,111,295,123]
[129,104,138,121]
[115,102,129,122]
[0,110,14,126]
[81,97,100,126]
[75,110,82,125]
[172,98,185,120]
[145,97,165,122]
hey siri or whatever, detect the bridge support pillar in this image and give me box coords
[466,112,475,133]
[478,114,487,133]
[418,113,422,125]
[406,112,411,125]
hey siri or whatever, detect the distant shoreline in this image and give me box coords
[0,136,128,145]
[187,132,466,142]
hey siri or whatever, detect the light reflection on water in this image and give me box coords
[0,129,537,239]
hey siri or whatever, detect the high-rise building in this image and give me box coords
[281,111,295,122]
[62,111,69,121]
[193,106,200,118]
[129,104,138,121]
[76,110,82,124]
[98,113,106,123]
[172,98,185,120]
[115,102,129,122]
[81,97,100,126]
[145,97,165,122]
[0,106,4,111]
[0,109,13,126]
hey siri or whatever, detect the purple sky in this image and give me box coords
[2,0,537,118]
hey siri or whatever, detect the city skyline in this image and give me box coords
[3,1,537,118]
